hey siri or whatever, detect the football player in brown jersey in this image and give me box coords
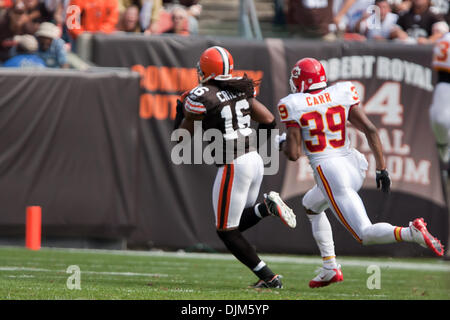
[174,46,296,288]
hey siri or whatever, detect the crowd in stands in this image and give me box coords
[0,0,201,67]
[280,0,449,42]
[0,0,449,68]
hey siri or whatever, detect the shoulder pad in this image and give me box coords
[334,81,360,106]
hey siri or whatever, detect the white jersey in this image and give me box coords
[432,32,450,73]
[278,81,360,165]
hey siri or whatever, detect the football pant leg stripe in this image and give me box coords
[217,164,234,229]
[222,163,234,229]
[216,165,228,229]
[317,165,363,243]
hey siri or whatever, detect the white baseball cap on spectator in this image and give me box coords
[35,22,60,39]
[13,35,39,53]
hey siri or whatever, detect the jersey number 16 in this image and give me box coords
[221,99,252,140]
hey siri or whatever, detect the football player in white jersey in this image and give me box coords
[430,32,450,170]
[276,58,444,288]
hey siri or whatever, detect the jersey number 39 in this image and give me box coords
[300,105,346,153]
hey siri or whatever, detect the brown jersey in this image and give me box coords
[184,79,256,165]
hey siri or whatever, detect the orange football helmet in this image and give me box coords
[197,46,234,83]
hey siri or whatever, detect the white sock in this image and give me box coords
[254,203,263,219]
[362,223,397,245]
[322,256,338,269]
[393,225,413,242]
[362,223,416,244]
[252,260,266,272]
[307,212,337,268]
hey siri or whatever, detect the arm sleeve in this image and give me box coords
[184,95,207,115]
[55,39,68,66]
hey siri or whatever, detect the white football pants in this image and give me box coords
[303,149,398,245]
[429,82,450,162]
[212,151,264,230]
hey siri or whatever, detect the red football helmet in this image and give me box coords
[197,46,234,83]
[289,58,327,93]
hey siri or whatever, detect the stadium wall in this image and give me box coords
[0,69,140,244]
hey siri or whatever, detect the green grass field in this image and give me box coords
[0,246,449,300]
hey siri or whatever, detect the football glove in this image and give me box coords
[274,132,287,151]
[376,169,391,193]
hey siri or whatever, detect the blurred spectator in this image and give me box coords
[162,0,200,34]
[388,0,411,14]
[35,21,69,68]
[46,0,71,28]
[140,0,163,34]
[25,0,54,20]
[178,0,198,6]
[3,34,46,67]
[430,0,449,16]
[162,0,198,6]
[39,0,68,27]
[0,0,13,10]
[429,0,449,26]
[67,0,119,39]
[391,0,447,44]
[273,0,286,25]
[185,1,200,35]
[286,0,356,40]
[22,0,54,34]
[0,0,28,62]
[118,0,140,12]
[163,4,189,35]
[118,4,141,32]
[356,0,399,40]
[336,0,375,32]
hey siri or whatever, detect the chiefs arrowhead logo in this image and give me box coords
[291,66,301,78]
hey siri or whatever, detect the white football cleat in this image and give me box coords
[264,191,297,228]
[309,265,344,288]
[410,218,444,257]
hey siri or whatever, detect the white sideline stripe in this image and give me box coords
[0,267,168,277]
[36,247,450,273]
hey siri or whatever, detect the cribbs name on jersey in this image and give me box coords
[216,90,246,103]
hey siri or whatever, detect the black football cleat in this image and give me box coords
[252,274,283,289]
